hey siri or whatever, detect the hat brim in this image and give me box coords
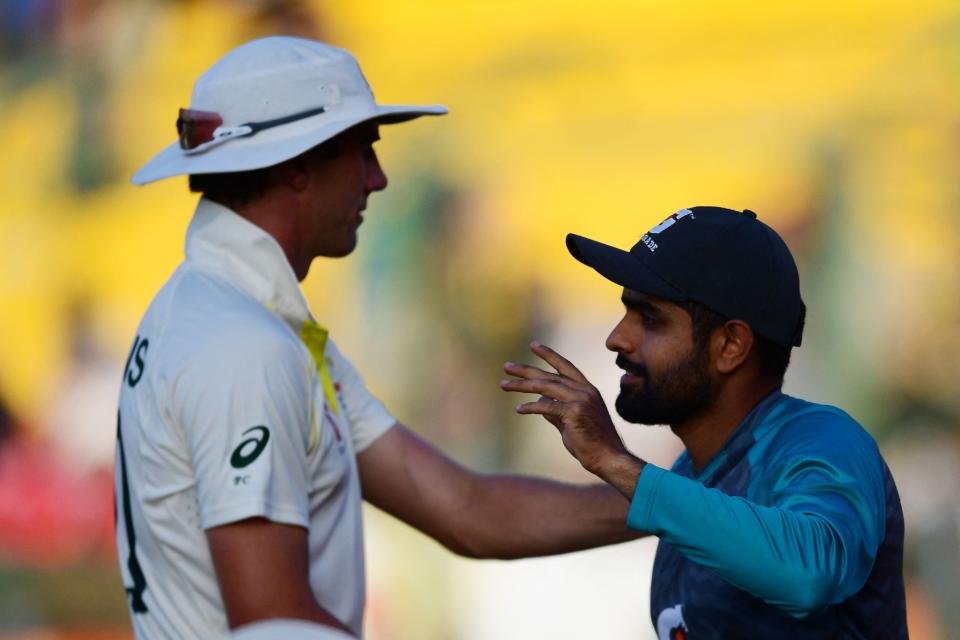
[132,103,447,185]
[566,233,686,300]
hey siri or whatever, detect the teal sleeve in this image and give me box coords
[628,430,886,619]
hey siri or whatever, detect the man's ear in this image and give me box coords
[713,320,755,375]
[273,155,311,192]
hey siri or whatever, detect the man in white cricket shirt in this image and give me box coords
[116,37,635,639]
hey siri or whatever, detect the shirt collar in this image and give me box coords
[184,197,315,330]
[675,389,786,483]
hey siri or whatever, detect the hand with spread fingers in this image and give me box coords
[501,341,645,496]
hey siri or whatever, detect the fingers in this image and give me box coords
[501,341,595,417]
[502,360,560,381]
[529,341,590,384]
[500,376,580,401]
[501,342,589,384]
[515,396,564,417]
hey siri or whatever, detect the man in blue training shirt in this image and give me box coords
[501,206,907,638]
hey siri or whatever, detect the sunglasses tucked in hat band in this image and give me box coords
[133,36,447,185]
[177,105,327,154]
[567,206,806,348]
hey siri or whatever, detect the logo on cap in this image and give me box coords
[640,208,695,252]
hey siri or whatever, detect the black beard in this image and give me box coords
[614,344,716,426]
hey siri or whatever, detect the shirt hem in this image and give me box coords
[201,502,309,531]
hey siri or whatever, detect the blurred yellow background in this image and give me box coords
[0,0,957,638]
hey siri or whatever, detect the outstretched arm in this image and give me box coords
[356,423,641,560]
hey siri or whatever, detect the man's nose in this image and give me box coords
[366,149,388,192]
[605,316,632,354]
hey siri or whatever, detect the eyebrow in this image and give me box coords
[621,293,661,315]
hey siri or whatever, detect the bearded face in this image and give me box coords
[613,326,718,427]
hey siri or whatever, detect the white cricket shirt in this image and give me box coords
[114,198,395,639]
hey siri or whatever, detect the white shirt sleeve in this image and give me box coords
[171,322,314,530]
[230,619,355,640]
[325,339,396,452]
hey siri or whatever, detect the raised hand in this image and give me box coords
[500,341,628,475]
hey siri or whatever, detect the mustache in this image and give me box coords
[616,355,648,378]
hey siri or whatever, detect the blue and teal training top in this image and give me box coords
[628,391,906,639]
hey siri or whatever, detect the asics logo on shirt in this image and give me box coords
[230,426,271,468]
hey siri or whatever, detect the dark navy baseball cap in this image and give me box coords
[566,206,805,347]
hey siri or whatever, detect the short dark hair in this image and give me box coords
[677,299,792,385]
[188,167,274,207]
[188,135,347,207]
[752,332,792,385]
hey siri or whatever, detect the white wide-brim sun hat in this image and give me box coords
[132,36,447,185]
